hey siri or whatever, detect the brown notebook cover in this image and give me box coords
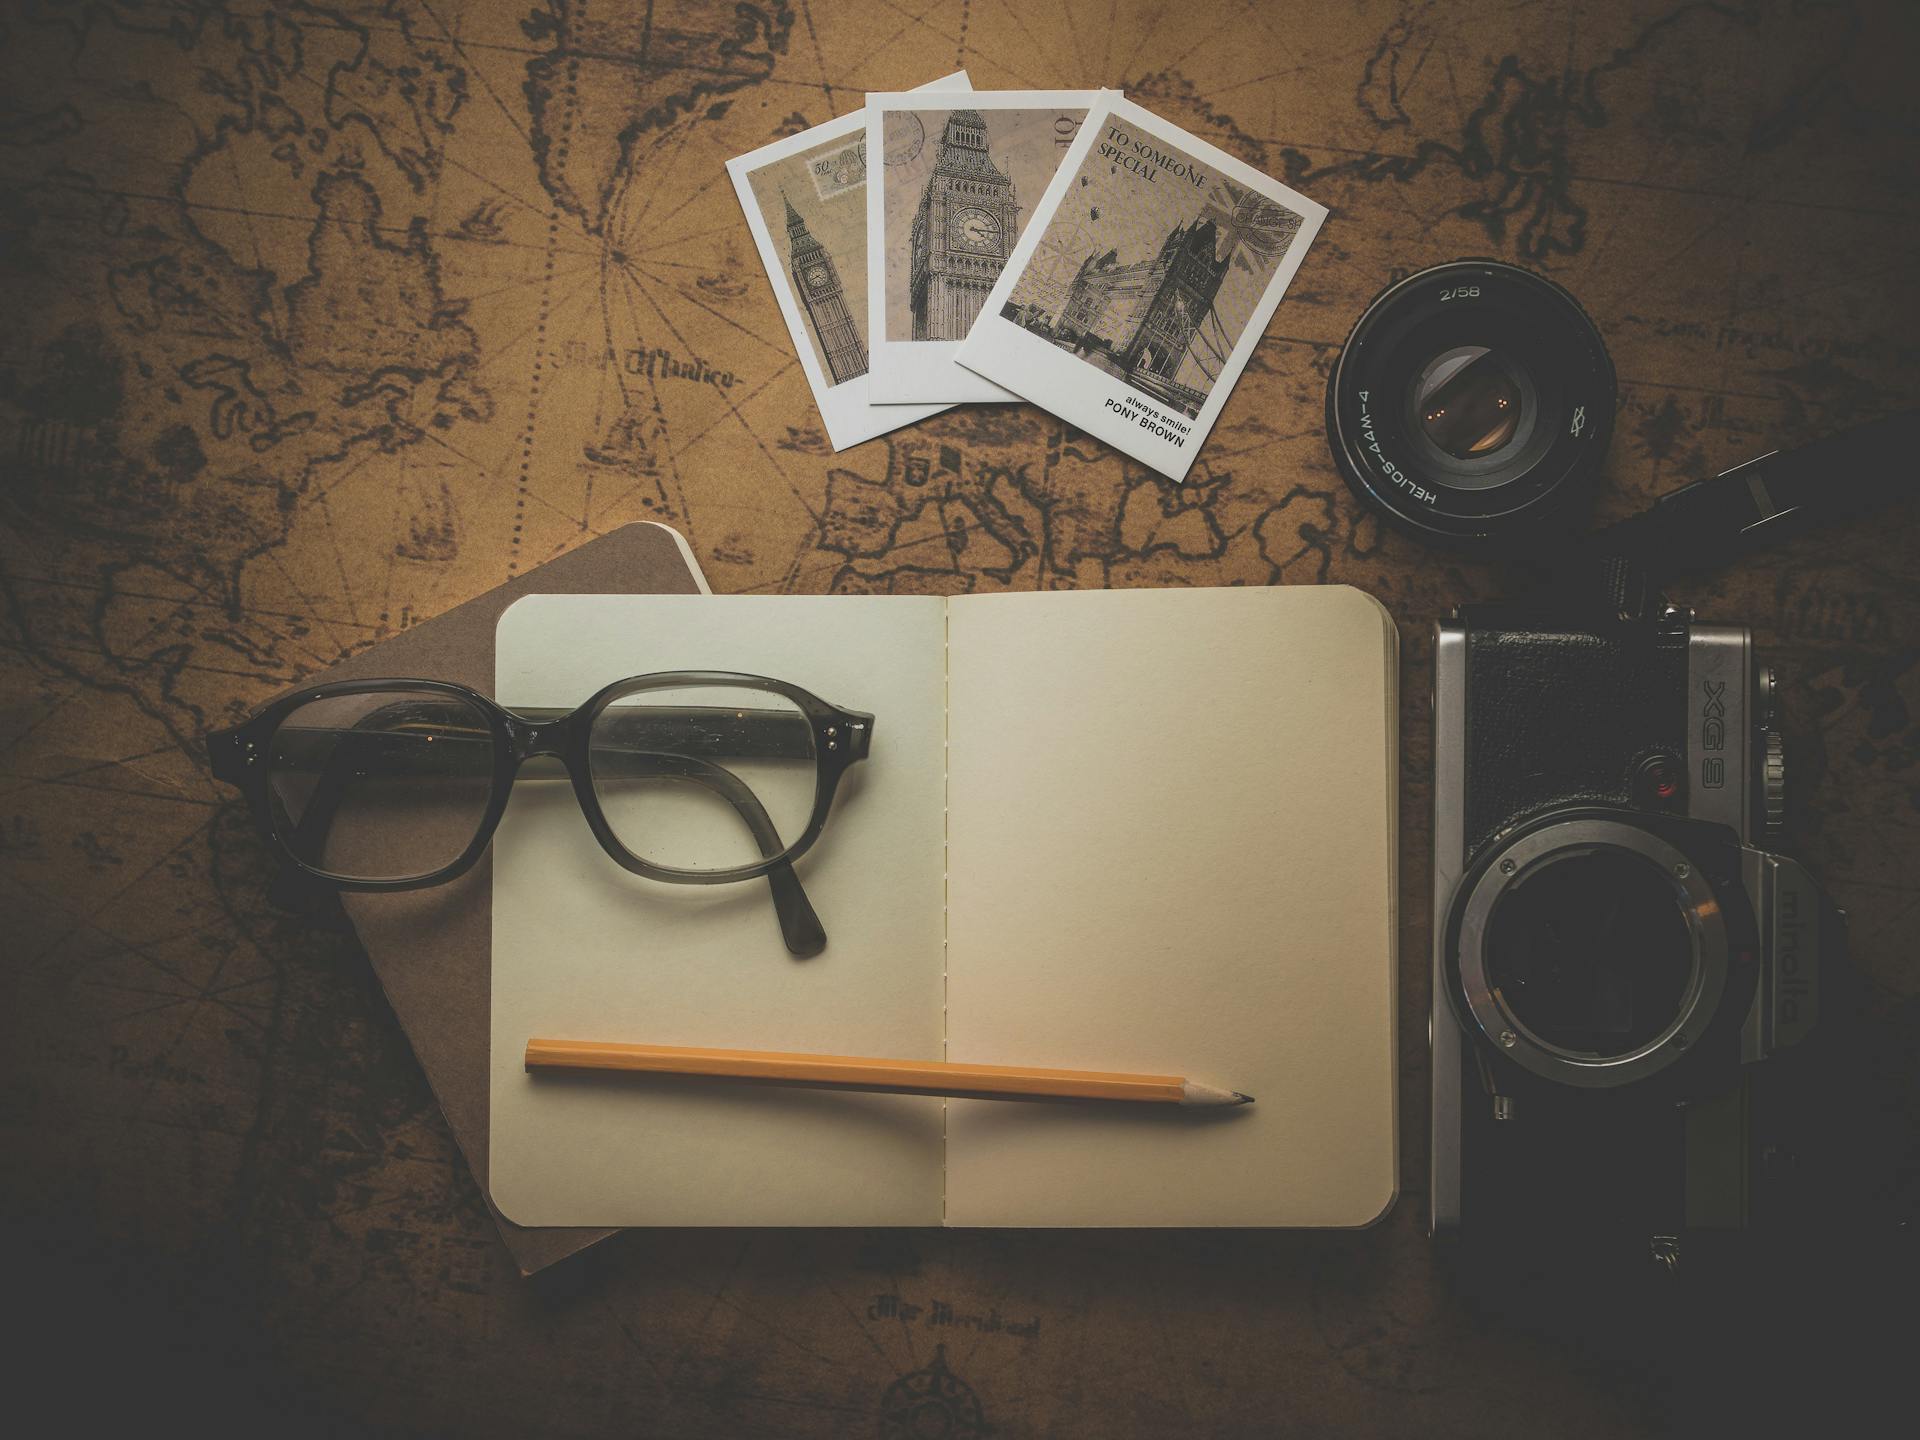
[315,523,707,1274]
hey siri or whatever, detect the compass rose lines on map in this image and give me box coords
[574,1235,1025,1436]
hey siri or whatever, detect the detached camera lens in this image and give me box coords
[1327,261,1615,548]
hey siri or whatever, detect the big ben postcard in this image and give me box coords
[864,90,1108,406]
[726,72,970,451]
[957,93,1327,482]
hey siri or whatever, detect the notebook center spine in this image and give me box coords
[941,596,951,1222]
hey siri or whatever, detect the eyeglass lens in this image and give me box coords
[267,689,495,882]
[589,685,818,872]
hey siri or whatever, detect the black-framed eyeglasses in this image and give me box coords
[206,672,874,957]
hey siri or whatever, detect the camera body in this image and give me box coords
[1430,603,1839,1263]
[1327,260,1907,1267]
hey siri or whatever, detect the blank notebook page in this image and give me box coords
[943,586,1398,1227]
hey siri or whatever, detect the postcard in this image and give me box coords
[955,93,1327,481]
[726,72,970,451]
[864,89,1108,406]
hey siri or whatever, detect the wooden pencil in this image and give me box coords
[523,1039,1253,1107]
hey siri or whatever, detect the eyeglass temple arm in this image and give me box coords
[272,717,826,958]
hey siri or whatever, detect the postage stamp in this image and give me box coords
[808,138,869,203]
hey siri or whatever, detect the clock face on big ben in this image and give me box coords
[803,263,831,292]
[952,206,1000,254]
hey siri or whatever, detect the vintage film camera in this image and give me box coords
[1427,600,1838,1265]
[1328,260,1914,1270]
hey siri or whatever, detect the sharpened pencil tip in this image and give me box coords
[1233,1092,1254,1105]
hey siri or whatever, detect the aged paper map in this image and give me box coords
[2,2,1916,1435]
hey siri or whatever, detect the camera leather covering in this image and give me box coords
[1463,615,1686,862]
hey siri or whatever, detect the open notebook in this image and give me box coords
[490,587,1397,1227]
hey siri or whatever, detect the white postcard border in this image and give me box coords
[863,88,1112,406]
[724,72,969,451]
[954,92,1328,481]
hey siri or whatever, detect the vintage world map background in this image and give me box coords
[2,1,1916,1434]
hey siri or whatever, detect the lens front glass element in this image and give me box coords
[1414,345,1524,460]
[591,685,818,872]
[268,689,495,881]
[1483,847,1695,1056]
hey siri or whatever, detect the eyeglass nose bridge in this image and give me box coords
[512,717,573,763]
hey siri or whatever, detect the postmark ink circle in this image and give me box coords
[885,113,926,167]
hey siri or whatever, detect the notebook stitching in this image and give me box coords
[940,596,950,1225]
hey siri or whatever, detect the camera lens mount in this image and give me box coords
[1327,260,1615,549]
[1451,816,1729,1089]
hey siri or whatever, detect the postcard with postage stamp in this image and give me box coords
[864,89,1109,406]
[956,93,1326,481]
[726,72,970,451]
